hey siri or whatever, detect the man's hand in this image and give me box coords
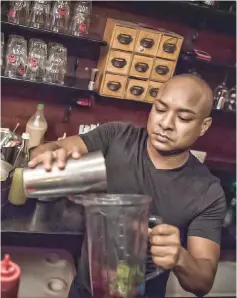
[28,147,81,171]
[149,224,181,270]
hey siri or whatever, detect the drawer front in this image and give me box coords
[146,81,163,103]
[129,55,153,79]
[156,35,183,60]
[106,50,132,75]
[135,30,161,57]
[111,26,137,52]
[101,73,127,98]
[150,58,175,82]
[126,79,148,101]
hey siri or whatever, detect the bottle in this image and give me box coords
[1,254,21,298]
[9,133,29,205]
[13,132,30,169]
[26,104,48,149]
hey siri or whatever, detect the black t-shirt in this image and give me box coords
[68,122,226,298]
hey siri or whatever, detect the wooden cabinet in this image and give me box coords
[97,18,183,103]
[102,19,138,52]
[156,34,183,61]
[146,81,163,103]
[135,29,161,57]
[100,73,127,98]
[126,79,148,101]
[107,50,132,75]
[129,54,153,79]
[150,58,176,82]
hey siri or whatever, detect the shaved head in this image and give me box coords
[147,73,213,154]
[160,74,213,118]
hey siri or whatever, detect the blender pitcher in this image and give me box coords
[73,194,163,298]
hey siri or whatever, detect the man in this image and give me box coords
[29,74,226,298]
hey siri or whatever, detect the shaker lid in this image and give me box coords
[22,132,30,139]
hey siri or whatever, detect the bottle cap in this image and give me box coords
[1,254,21,281]
[37,104,44,109]
[21,132,30,140]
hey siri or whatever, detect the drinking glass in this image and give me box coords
[69,1,92,36]
[26,39,47,81]
[49,1,71,33]
[8,0,30,25]
[213,73,229,110]
[5,35,27,79]
[44,43,67,85]
[1,33,4,69]
[28,1,51,29]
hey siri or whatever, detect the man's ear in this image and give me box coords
[200,117,212,136]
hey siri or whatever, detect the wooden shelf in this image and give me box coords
[1,75,96,98]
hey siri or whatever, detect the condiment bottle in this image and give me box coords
[1,254,21,298]
[26,104,48,149]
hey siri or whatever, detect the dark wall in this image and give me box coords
[1,1,236,172]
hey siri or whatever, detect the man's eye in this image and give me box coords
[155,107,166,113]
[178,116,192,122]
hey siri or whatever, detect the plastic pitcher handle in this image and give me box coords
[145,215,165,282]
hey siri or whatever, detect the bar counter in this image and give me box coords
[1,197,85,255]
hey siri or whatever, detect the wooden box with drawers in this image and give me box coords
[97,18,184,103]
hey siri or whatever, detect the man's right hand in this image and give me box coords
[28,147,81,171]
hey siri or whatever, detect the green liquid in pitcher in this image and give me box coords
[93,262,144,298]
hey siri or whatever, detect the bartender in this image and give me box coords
[29,74,226,298]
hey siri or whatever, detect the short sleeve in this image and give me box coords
[80,122,131,156]
[188,182,227,244]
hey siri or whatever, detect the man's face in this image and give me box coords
[147,81,212,154]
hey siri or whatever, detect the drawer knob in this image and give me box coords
[155,65,169,75]
[163,42,177,53]
[135,62,149,73]
[150,88,159,98]
[140,38,154,49]
[107,81,122,91]
[111,58,127,68]
[130,85,144,96]
[117,34,133,45]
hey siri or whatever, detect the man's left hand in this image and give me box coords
[149,224,181,270]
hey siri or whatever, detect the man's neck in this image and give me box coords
[147,139,190,170]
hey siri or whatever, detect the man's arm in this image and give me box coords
[150,182,226,296]
[29,122,131,170]
[174,236,219,296]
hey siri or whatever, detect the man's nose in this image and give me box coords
[159,113,175,131]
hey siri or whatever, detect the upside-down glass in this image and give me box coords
[69,1,92,36]
[26,39,47,81]
[1,33,4,69]
[226,86,236,111]
[28,1,51,29]
[43,43,67,85]
[71,194,163,298]
[49,1,71,33]
[5,35,27,79]
[213,73,229,110]
[8,0,30,25]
